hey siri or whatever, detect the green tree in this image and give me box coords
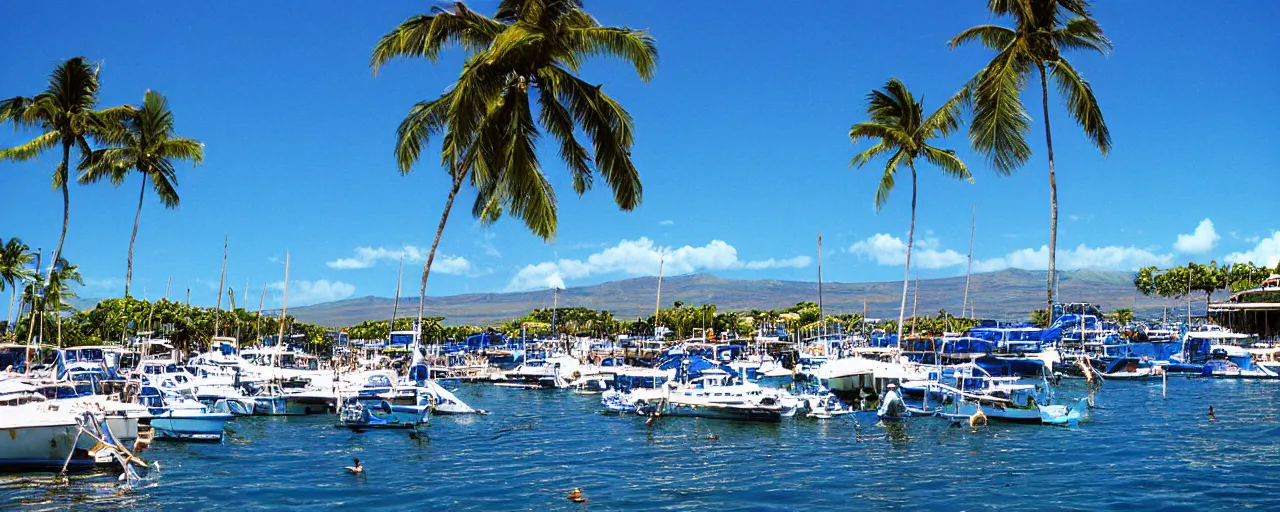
[0,57,130,290]
[1,238,35,330]
[370,0,657,344]
[950,0,1112,315]
[1029,308,1050,327]
[79,90,204,298]
[849,78,970,348]
[1111,307,1134,325]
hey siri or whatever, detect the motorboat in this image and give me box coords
[136,386,233,442]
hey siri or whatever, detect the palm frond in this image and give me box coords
[921,145,973,182]
[149,159,181,208]
[1054,17,1111,55]
[543,66,642,211]
[77,147,134,185]
[0,130,61,162]
[565,27,658,82]
[536,76,592,194]
[494,88,557,240]
[156,138,204,165]
[1048,58,1110,155]
[848,122,911,150]
[370,5,503,74]
[849,140,890,169]
[0,96,35,125]
[394,94,453,174]
[949,24,1017,51]
[921,92,964,139]
[874,150,906,211]
[969,47,1032,174]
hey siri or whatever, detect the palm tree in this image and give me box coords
[80,90,204,298]
[949,0,1112,314]
[849,78,970,349]
[0,238,35,331]
[371,0,656,342]
[0,57,130,289]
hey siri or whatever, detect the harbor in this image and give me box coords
[4,289,1280,510]
[2,375,1278,511]
[2,0,1278,509]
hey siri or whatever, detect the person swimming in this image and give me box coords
[567,487,587,503]
[1209,406,1216,421]
[345,458,363,474]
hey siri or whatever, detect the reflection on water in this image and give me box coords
[3,378,1280,511]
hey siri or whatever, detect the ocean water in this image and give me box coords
[3,378,1280,511]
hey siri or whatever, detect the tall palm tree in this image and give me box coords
[0,237,35,331]
[80,90,204,298]
[949,0,1112,314]
[849,78,970,349]
[371,0,656,340]
[0,57,130,290]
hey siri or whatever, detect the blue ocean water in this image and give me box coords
[3,379,1280,511]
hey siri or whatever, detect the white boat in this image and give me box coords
[137,386,233,441]
[498,352,581,389]
[648,369,797,422]
[0,405,82,467]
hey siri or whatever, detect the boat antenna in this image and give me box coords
[215,235,227,337]
[911,271,920,336]
[390,253,404,341]
[817,233,824,337]
[278,252,290,349]
[962,204,975,318]
[654,252,664,338]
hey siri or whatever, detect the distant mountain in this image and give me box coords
[287,268,1167,326]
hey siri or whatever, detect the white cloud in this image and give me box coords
[847,233,967,269]
[1174,218,1220,254]
[327,245,470,275]
[505,237,811,292]
[1225,231,1280,267]
[848,232,1171,272]
[659,220,675,226]
[973,244,1173,272]
[270,279,355,306]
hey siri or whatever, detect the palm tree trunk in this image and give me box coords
[6,288,16,335]
[126,178,146,298]
[415,173,464,345]
[1038,63,1058,318]
[896,163,918,350]
[49,142,71,288]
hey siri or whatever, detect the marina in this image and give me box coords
[2,0,1278,509]
[2,377,1279,511]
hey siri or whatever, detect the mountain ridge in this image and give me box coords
[286,268,1160,326]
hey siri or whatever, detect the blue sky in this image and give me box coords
[2,1,1278,308]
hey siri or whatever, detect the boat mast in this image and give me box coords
[255,284,266,347]
[551,286,559,338]
[214,235,227,337]
[654,253,664,337]
[390,253,404,339]
[911,272,919,335]
[817,233,824,337]
[277,251,290,351]
[962,204,975,318]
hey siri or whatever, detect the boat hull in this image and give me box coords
[0,423,83,468]
[661,402,783,422]
[149,412,232,442]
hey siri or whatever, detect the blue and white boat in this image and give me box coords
[137,386,233,441]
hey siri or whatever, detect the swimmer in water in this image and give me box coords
[345,458,363,474]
